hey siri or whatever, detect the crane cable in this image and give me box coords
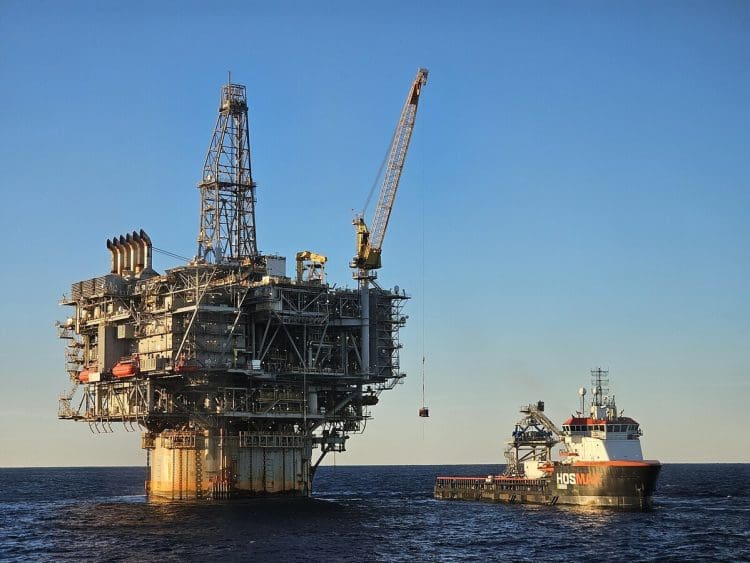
[420,121,428,419]
[153,246,192,263]
[362,124,399,216]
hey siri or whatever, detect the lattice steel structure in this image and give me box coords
[57,78,410,500]
[197,82,258,264]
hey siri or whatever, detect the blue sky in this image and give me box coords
[0,1,748,466]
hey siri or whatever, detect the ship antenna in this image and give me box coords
[590,367,609,407]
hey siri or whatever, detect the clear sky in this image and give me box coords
[0,1,747,466]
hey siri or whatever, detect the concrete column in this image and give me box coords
[145,431,313,500]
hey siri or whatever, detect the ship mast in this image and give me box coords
[590,367,617,420]
[590,367,609,407]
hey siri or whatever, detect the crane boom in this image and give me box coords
[352,68,428,274]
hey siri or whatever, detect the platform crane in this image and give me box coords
[351,68,428,374]
[351,67,429,278]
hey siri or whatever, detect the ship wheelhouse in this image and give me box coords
[561,417,642,439]
[560,415,645,462]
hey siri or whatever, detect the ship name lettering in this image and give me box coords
[556,472,602,486]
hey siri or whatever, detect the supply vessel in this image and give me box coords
[434,369,661,509]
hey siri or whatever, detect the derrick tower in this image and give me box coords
[56,71,426,501]
[197,81,258,264]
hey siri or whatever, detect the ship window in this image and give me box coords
[606,425,613,432]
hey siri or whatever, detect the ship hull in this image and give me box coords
[552,461,661,508]
[434,461,661,510]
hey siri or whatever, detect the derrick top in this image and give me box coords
[220,83,248,113]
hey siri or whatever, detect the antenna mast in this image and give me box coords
[591,367,610,407]
[196,78,259,264]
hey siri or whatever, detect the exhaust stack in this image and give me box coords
[106,230,154,277]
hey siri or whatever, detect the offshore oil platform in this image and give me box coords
[57,68,428,500]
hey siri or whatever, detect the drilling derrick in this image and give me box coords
[56,74,421,500]
[197,82,258,264]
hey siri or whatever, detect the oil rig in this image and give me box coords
[57,69,428,499]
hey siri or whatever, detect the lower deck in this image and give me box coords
[434,476,556,505]
[434,471,656,509]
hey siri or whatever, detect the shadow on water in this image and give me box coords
[14,495,373,561]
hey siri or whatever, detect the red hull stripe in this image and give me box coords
[435,476,531,481]
[571,460,661,467]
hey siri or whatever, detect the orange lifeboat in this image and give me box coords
[112,355,139,378]
[79,368,90,383]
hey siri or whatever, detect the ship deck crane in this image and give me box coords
[351,67,428,377]
[504,402,563,476]
[351,67,429,279]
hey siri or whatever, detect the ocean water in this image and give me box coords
[0,464,748,562]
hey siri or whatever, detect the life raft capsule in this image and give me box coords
[112,355,139,378]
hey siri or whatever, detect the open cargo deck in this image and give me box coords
[435,476,555,505]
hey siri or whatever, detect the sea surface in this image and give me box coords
[0,464,748,562]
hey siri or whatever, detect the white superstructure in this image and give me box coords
[559,368,645,462]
